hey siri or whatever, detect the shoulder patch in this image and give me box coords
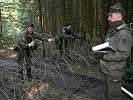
[122,38,127,45]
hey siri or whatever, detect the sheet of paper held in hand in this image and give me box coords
[92,42,116,53]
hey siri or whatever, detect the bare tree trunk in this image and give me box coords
[38,0,43,33]
[97,0,104,38]
[0,9,2,36]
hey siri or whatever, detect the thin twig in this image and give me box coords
[0,89,11,100]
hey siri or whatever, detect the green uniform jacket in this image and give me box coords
[100,21,133,76]
[18,30,43,49]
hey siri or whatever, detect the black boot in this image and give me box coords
[18,68,23,75]
[26,67,32,78]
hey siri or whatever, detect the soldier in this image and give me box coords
[58,23,74,56]
[16,24,44,78]
[99,3,133,100]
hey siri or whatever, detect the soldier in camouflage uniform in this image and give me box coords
[100,3,133,100]
[58,23,73,56]
[16,24,44,78]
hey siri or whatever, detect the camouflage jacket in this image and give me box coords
[18,30,43,49]
[59,27,74,39]
[100,21,133,76]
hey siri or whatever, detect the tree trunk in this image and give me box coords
[38,0,43,33]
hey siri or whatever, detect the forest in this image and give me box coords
[0,0,133,100]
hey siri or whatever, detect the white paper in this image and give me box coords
[92,42,109,51]
[48,38,55,42]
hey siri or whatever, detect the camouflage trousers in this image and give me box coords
[16,47,32,78]
[103,73,122,100]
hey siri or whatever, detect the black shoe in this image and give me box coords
[27,74,33,78]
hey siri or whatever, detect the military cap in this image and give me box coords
[108,3,125,16]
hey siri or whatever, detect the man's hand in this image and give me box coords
[28,41,35,47]
[48,38,54,42]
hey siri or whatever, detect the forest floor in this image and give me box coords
[0,46,132,100]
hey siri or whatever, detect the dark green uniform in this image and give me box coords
[16,30,43,78]
[58,27,73,56]
[100,21,133,100]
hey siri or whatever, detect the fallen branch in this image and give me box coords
[0,89,11,100]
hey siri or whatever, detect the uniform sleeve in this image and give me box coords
[33,33,44,43]
[18,32,29,48]
[103,30,133,61]
[59,27,67,37]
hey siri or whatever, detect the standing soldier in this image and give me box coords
[58,23,73,56]
[99,3,133,100]
[16,24,44,78]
